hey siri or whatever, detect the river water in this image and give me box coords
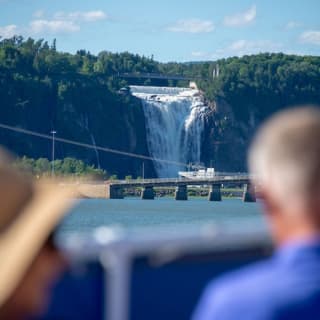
[57,198,268,237]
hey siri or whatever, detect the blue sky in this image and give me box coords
[0,0,319,62]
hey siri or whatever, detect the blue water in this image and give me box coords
[58,198,267,236]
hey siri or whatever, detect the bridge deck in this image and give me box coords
[117,72,203,81]
[109,176,251,188]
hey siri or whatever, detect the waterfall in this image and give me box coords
[90,134,101,169]
[81,113,101,169]
[130,85,208,178]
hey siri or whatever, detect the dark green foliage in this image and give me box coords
[0,36,153,178]
[1,36,320,174]
[13,156,107,178]
[198,53,320,121]
[198,54,320,171]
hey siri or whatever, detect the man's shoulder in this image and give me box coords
[192,258,280,320]
[210,257,277,299]
[213,243,320,297]
[193,249,320,320]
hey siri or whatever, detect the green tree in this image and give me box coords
[35,158,50,175]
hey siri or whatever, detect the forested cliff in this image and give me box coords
[198,54,320,171]
[0,36,153,177]
[1,36,320,176]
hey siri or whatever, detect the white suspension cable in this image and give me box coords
[0,123,188,167]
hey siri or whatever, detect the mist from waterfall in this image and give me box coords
[130,86,209,178]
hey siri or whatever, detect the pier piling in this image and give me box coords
[106,185,124,199]
[242,183,256,202]
[175,185,188,200]
[208,184,222,201]
[141,186,155,200]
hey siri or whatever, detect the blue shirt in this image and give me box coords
[193,240,320,320]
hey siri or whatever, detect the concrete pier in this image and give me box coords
[106,184,124,199]
[208,184,222,201]
[175,185,188,200]
[243,183,256,202]
[141,186,155,200]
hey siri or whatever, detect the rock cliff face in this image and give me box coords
[0,79,304,178]
[53,95,154,178]
[1,77,317,177]
[200,98,254,172]
[0,76,154,178]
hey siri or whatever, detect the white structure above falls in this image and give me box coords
[130,85,209,178]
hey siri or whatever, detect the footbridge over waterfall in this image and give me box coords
[106,175,256,202]
[116,72,204,81]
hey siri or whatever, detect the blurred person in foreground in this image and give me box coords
[0,149,74,320]
[193,106,320,320]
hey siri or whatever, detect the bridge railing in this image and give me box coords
[116,72,203,81]
[109,174,254,186]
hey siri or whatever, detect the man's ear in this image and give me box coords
[258,187,280,218]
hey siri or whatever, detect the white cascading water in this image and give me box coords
[130,85,209,177]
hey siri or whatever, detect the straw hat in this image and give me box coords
[0,149,74,307]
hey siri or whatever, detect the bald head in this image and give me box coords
[249,106,320,210]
